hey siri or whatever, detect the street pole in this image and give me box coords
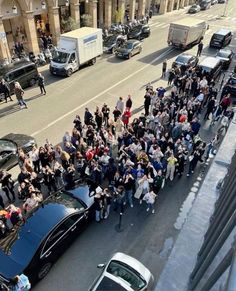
[115,212,124,232]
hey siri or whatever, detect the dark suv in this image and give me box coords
[222,74,236,102]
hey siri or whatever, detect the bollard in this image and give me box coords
[115,212,124,232]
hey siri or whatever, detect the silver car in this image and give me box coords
[89,252,154,291]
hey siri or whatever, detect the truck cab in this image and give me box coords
[50,50,78,77]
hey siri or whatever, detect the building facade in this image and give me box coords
[0,0,194,60]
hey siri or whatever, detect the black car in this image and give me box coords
[222,74,236,101]
[216,48,233,69]
[0,133,36,170]
[115,40,142,59]
[103,34,126,54]
[188,4,201,13]
[0,186,95,287]
[172,53,199,69]
[127,24,150,40]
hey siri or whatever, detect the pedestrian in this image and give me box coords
[0,79,13,102]
[126,95,133,110]
[197,41,203,57]
[143,187,157,214]
[204,97,216,120]
[162,59,167,78]
[220,94,231,114]
[14,82,27,109]
[116,97,124,114]
[123,171,135,208]
[165,152,178,181]
[144,92,151,116]
[38,73,46,95]
[122,108,131,128]
[103,188,112,219]
[94,187,103,222]
[113,185,125,213]
[0,194,4,209]
[10,273,31,291]
[101,103,110,127]
[0,170,16,202]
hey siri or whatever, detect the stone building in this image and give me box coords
[0,0,194,60]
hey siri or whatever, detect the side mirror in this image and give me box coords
[97,264,105,269]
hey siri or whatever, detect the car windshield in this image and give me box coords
[175,55,190,65]
[0,139,16,151]
[217,51,230,58]
[107,260,146,291]
[213,34,224,40]
[52,51,69,63]
[191,4,197,8]
[122,42,133,49]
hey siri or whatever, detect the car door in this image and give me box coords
[68,52,78,72]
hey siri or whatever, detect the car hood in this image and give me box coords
[2,133,35,148]
[69,184,94,208]
[116,48,131,53]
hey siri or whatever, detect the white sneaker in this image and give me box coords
[130,204,133,208]
[146,208,149,212]
[152,209,155,214]
[123,201,126,206]
[140,200,142,204]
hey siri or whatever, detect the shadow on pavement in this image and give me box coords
[0,102,21,118]
[137,47,179,65]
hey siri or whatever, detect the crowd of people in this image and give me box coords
[0,56,234,229]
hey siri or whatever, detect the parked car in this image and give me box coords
[222,74,236,101]
[0,133,36,170]
[172,53,199,69]
[209,29,232,48]
[115,40,142,59]
[0,61,38,95]
[188,4,201,13]
[216,48,233,69]
[198,57,222,80]
[211,0,218,4]
[103,34,127,54]
[0,186,95,287]
[218,0,226,3]
[127,24,150,40]
[89,252,154,291]
[200,0,211,10]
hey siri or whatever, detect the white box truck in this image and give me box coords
[167,18,208,49]
[50,27,103,77]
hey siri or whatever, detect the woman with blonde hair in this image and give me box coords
[14,81,27,109]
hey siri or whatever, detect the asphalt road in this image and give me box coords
[1,1,236,290]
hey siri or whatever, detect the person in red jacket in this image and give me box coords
[220,94,231,113]
[122,108,131,128]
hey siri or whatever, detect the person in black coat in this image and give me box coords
[38,73,46,95]
[0,79,13,103]
[144,93,151,116]
[204,97,216,120]
[0,194,4,209]
[0,171,16,202]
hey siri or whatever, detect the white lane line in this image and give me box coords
[149,22,160,27]
[31,47,175,137]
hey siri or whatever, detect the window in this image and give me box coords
[12,68,25,78]
[107,261,146,291]
[69,53,76,63]
[24,65,36,73]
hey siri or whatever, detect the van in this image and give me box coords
[198,57,222,80]
[0,61,38,94]
[209,29,232,48]
[199,0,211,10]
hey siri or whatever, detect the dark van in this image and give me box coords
[209,29,232,48]
[0,61,38,94]
[198,57,222,80]
[200,0,211,10]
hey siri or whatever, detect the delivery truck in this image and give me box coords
[167,18,208,49]
[50,27,103,77]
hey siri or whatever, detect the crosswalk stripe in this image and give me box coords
[154,23,169,28]
[149,22,160,27]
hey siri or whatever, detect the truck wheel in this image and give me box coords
[29,78,36,86]
[90,58,96,65]
[67,69,73,77]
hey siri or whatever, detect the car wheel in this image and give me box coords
[38,262,52,280]
[90,58,96,65]
[67,69,73,77]
[111,47,115,54]
[128,53,132,59]
[29,78,36,86]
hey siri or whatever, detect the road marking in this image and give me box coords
[149,22,160,27]
[31,47,175,137]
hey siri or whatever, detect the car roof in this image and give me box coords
[176,53,194,60]
[0,192,80,280]
[0,61,35,76]
[94,273,130,291]
[199,57,221,69]
[109,252,152,282]
[213,29,231,36]
[218,48,232,54]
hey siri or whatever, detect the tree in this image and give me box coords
[113,7,125,24]
[81,14,93,27]
[61,17,78,33]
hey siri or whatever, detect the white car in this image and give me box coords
[89,252,154,291]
